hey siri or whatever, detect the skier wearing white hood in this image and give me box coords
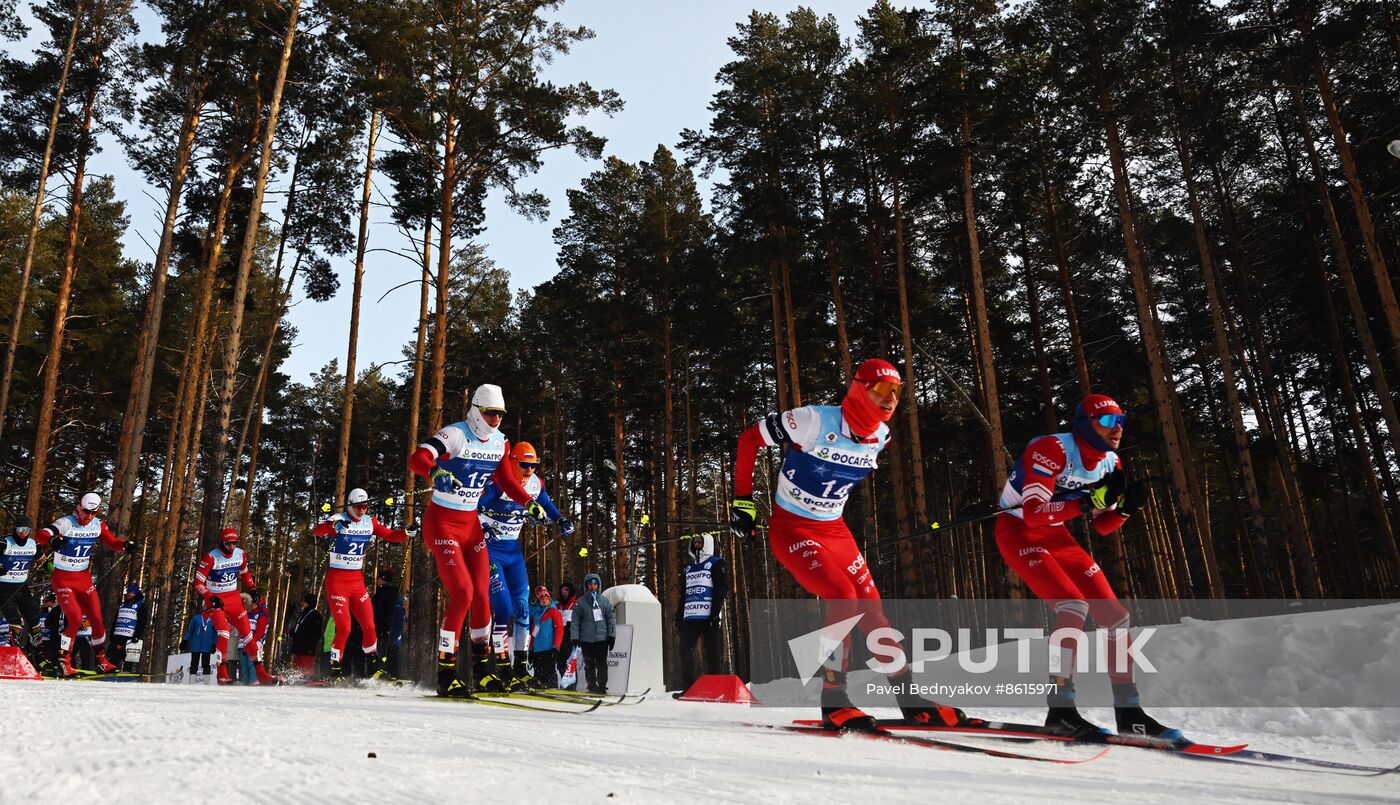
[408,384,544,696]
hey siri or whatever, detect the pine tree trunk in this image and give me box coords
[891,173,930,531]
[0,0,82,446]
[959,91,1007,489]
[1273,94,1399,580]
[25,46,103,522]
[1087,39,1216,597]
[201,0,300,545]
[778,234,802,407]
[611,352,629,583]
[768,259,789,411]
[111,85,205,536]
[1018,216,1057,432]
[430,115,456,436]
[1167,77,1279,594]
[335,107,381,505]
[815,145,853,380]
[1308,33,1400,358]
[1032,115,1091,397]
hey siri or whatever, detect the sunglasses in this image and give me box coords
[480,407,507,417]
[518,462,539,470]
[866,380,901,398]
[1095,413,1126,429]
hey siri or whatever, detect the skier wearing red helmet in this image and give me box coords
[193,527,278,685]
[35,492,133,676]
[996,394,1177,740]
[730,358,966,731]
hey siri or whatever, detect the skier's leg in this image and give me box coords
[326,574,352,672]
[996,518,1109,734]
[503,547,532,685]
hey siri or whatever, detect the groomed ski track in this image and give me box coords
[2,679,1396,804]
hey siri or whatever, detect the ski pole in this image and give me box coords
[580,526,766,558]
[873,472,1153,564]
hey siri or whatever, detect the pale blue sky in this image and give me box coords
[10,1,874,383]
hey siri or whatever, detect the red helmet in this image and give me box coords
[854,358,902,386]
[511,442,539,465]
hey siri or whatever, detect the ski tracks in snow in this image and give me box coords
[2,680,1397,804]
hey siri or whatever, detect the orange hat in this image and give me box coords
[511,442,539,464]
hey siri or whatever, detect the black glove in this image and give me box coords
[606,636,615,651]
[1118,482,1149,517]
[729,496,756,539]
[558,519,576,538]
[121,538,140,554]
[179,639,189,652]
[47,534,65,552]
[247,585,259,601]
[207,595,223,610]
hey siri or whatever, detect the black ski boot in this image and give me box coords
[1113,682,1184,741]
[437,652,468,697]
[509,651,533,691]
[1044,677,1109,737]
[820,669,878,733]
[887,670,969,726]
[471,642,506,692]
[367,652,396,682]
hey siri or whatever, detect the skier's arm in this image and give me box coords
[95,521,125,552]
[408,424,467,480]
[735,409,817,497]
[310,518,338,538]
[535,484,564,521]
[477,481,504,512]
[192,553,214,598]
[492,442,535,507]
[370,517,408,544]
[238,553,256,591]
[1017,437,1084,528]
[253,611,269,643]
[733,424,766,498]
[135,602,148,640]
[1090,457,1133,535]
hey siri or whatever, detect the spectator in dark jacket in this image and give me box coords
[529,586,565,689]
[555,579,577,678]
[569,573,616,694]
[371,566,401,678]
[288,593,322,678]
[37,592,61,673]
[181,602,217,681]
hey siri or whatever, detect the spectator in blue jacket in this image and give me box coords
[529,586,564,689]
[181,601,217,681]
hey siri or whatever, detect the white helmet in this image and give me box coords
[80,492,102,512]
[347,488,369,505]
[471,384,506,412]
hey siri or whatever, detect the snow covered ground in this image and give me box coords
[1,678,1396,804]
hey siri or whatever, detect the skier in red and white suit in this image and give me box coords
[996,393,1180,740]
[193,528,278,685]
[407,383,542,696]
[35,492,135,676]
[311,488,410,680]
[730,359,966,732]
